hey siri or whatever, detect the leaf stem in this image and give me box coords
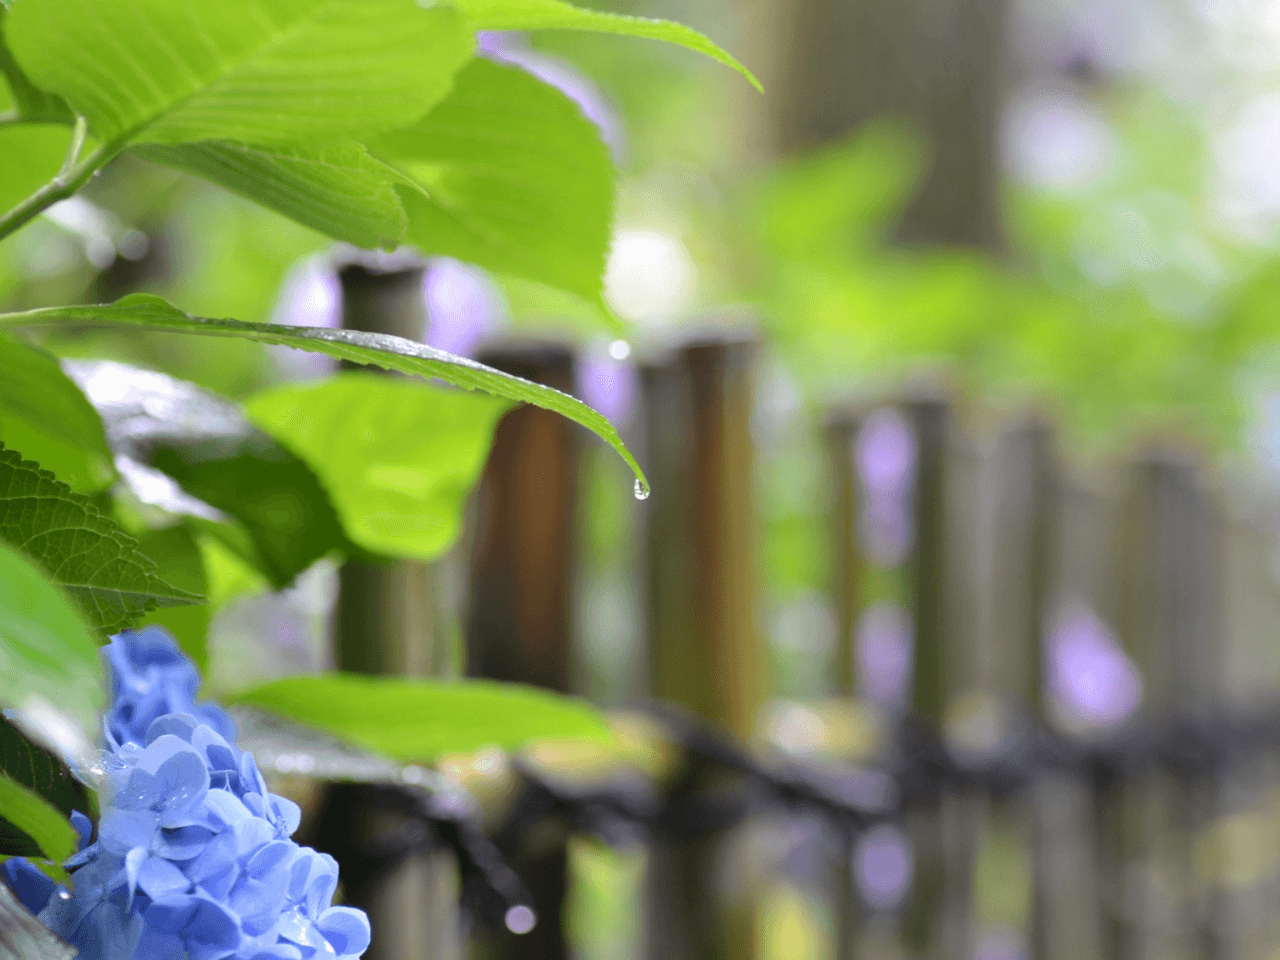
[58,115,87,180]
[0,128,122,243]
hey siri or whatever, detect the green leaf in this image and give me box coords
[133,526,209,672]
[1,294,649,491]
[0,124,75,218]
[456,0,759,90]
[0,719,86,861]
[5,0,474,146]
[0,336,114,494]
[369,58,615,307]
[0,8,72,123]
[0,445,204,635]
[0,541,103,746]
[65,359,352,589]
[134,140,407,250]
[229,674,611,761]
[245,374,509,561]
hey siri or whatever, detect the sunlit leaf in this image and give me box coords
[0,336,114,493]
[0,8,71,123]
[246,374,509,561]
[456,0,759,90]
[135,140,408,250]
[370,58,615,307]
[1,294,648,489]
[229,674,611,761]
[0,124,75,217]
[0,541,103,745]
[5,0,473,146]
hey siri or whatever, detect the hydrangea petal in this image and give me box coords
[316,906,372,957]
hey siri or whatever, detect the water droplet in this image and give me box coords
[633,479,650,501]
[57,889,71,901]
[505,905,537,934]
[608,339,632,361]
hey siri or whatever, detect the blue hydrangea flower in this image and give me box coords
[102,627,237,751]
[3,628,370,960]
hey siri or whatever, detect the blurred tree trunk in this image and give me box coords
[740,0,1010,251]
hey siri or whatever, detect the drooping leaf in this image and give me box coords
[0,124,75,218]
[0,445,204,635]
[245,374,510,561]
[133,526,209,672]
[0,882,76,960]
[5,0,474,146]
[0,335,114,494]
[0,541,103,746]
[369,58,615,306]
[0,772,76,864]
[134,140,407,250]
[229,674,611,761]
[0,719,91,861]
[0,7,71,123]
[64,359,351,590]
[456,0,759,90]
[2,294,649,490]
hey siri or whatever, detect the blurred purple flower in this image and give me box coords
[1045,597,1143,731]
[855,825,912,911]
[856,602,913,709]
[856,410,916,566]
[577,341,638,427]
[423,258,506,358]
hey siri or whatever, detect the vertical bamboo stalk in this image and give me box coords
[465,341,580,960]
[640,333,767,960]
[1109,449,1216,960]
[328,261,462,960]
[898,390,962,960]
[986,418,1057,960]
[824,408,866,960]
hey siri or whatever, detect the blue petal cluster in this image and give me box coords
[102,627,238,751]
[3,628,370,960]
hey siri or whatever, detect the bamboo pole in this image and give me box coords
[325,261,462,960]
[640,332,768,960]
[465,341,581,960]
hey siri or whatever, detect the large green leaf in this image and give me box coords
[135,140,408,250]
[229,674,610,760]
[0,541,103,747]
[245,374,509,561]
[64,359,351,590]
[0,445,204,635]
[1,294,649,490]
[456,0,758,90]
[0,124,75,217]
[5,0,473,146]
[0,7,71,123]
[370,58,615,306]
[0,335,114,494]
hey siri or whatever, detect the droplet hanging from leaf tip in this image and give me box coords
[633,478,650,500]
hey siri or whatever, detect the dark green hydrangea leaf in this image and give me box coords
[0,444,203,635]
